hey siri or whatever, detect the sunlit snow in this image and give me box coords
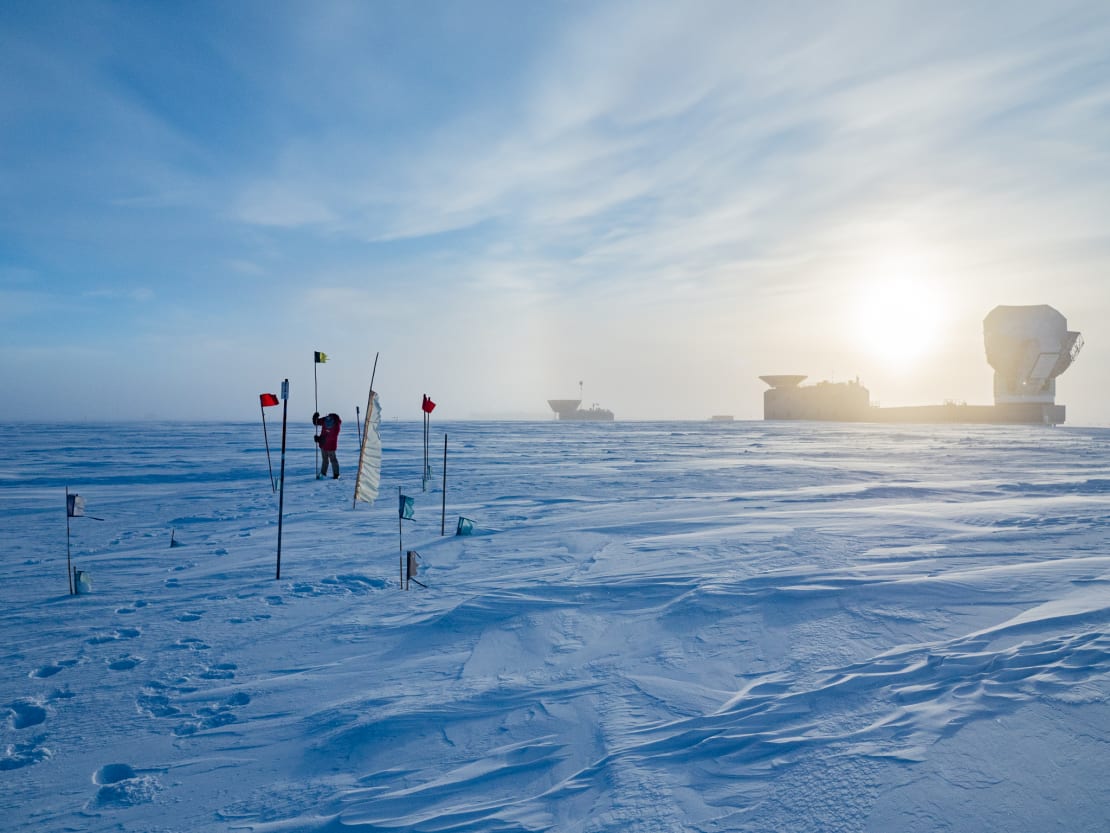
[2,420,1108,832]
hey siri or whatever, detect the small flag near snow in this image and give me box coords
[66,492,103,521]
[422,394,436,413]
[315,351,328,363]
[399,494,415,520]
[456,516,474,536]
[260,393,280,407]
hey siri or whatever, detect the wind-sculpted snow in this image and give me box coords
[1,421,1108,831]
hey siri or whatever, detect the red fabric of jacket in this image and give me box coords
[316,414,341,452]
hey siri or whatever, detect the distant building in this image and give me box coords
[547,399,615,421]
[760,305,1082,426]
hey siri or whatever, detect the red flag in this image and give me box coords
[260,393,280,407]
[422,394,436,413]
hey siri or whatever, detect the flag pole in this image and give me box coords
[65,486,73,595]
[441,433,447,535]
[276,379,289,580]
[367,352,379,410]
[398,485,403,589]
[261,400,276,493]
[356,405,362,446]
[313,353,320,479]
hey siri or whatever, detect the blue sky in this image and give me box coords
[2,0,1108,423]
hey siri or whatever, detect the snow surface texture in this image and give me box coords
[2,420,1109,832]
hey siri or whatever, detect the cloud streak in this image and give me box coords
[1,1,1108,421]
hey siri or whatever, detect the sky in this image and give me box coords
[1,0,1108,424]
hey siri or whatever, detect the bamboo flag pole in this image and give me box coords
[356,405,362,445]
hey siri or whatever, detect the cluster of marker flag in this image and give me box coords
[250,353,471,588]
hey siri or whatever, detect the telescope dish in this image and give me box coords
[983,305,1082,405]
[548,399,582,415]
[759,375,808,389]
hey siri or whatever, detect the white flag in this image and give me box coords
[67,494,86,517]
[353,392,382,505]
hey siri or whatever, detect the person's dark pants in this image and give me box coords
[321,451,339,478]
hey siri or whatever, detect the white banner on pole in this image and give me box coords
[353,391,382,505]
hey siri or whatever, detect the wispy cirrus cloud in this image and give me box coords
[2,1,1108,420]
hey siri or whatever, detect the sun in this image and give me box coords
[853,260,947,368]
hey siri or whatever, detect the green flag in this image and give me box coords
[399,494,414,520]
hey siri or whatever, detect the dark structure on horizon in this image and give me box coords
[761,305,1083,426]
[547,399,615,421]
[548,381,615,421]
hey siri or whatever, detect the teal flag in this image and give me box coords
[399,494,414,520]
[456,517,474,536]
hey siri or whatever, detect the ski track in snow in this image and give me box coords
[1,421,1109,832]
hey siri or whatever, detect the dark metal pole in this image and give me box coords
[422,407,429,491]
[276,379,289,580]
[313,357,320,479]
[398,485,403,589]
[65,486,73,595]
[441,434,447,535]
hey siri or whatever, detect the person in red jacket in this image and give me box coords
[312,411,342,479]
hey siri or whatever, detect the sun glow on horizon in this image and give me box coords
[853,255,949,369]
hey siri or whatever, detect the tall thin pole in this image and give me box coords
[398,485,403,589]
[356,405,362,445]
[313,357,320,479]
[441,433,447,535]
[65,486,73,595]
[276,379,289,580]
[261,402,276,493]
